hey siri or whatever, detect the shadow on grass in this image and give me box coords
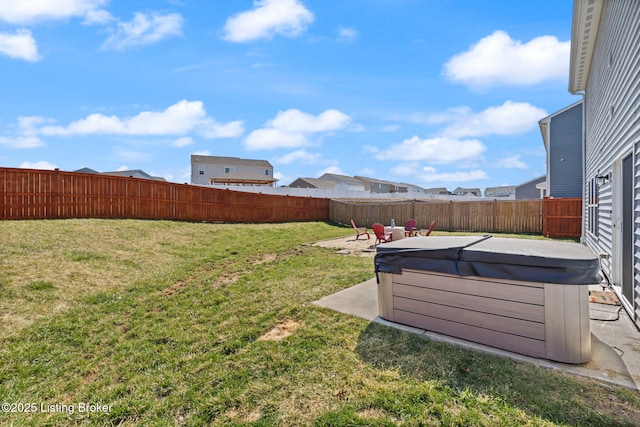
[354,322,640,427]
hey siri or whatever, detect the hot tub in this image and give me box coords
[374,236,601,364]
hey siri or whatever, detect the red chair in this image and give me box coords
[420,220,436,236]
[372,223,392,245]
[351,219,370,240]
[404,219,417,237]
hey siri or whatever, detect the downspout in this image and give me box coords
[574,94,587,245]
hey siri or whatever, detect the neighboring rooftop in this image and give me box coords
[73,168,166,181]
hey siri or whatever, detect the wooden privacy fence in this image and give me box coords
[542,197,582,238]
[330,199,544,234]
[0,167,329,223]
[1,168,582,237]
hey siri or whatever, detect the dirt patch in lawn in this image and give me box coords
[309,235,377,256]
[258,319,300,341]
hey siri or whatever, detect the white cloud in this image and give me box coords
[223,0,314,43]
[0,116,48,148]
[245,128,307,150]
[417,168,489,184]
[199,119,244,139]
[316,165,345,177]
[101,12,183,50]
[39,100,243,139]
[390,162,421,176]
[0,136,44,149]
[337,27,358,43]
[375,136,486,164]
[275,149,321,164]
[273,171,286,182]
[268,109,350,133]
[0,0,112,25]
[17,116,51,129]
[434,101,547,138]
[42,100,203,135]
[20,161,57,170]
[443,30,570,89]
[171,136,193,147]
[496,155,528,169]
[389,161,489,185]
[0,29,40,61]
[244,108,351,150]
[359,167,375,176]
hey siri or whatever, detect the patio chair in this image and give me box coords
[351,219,370,240]
[404,218,418,237]
[420,220,436,236]
[372,222,392,245]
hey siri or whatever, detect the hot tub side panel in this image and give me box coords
[377,270,591,363]
[544,283,591,364]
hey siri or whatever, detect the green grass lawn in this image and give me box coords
[0,219,638,426]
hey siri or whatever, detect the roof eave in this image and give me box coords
[569,0,604,94]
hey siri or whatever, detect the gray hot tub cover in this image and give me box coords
[374,235,602,285]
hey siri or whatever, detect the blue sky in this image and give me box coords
[0,0,578,190]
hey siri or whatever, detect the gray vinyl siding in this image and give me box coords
[549,103,583,198]
[582,0,640,324]
[515,176,545,200]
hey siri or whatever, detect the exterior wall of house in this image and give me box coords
[580,0,640,324]
[485,187,515,199]
[549,103,583,198]
[356,178,395,193]
[191,156,274,186]
[333,182,356,191]
[484,185,516,200]
[318,173,366,191]
[369,182,395,193]
[516,176,546,200]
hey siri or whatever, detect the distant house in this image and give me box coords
[355,176,408,193]
[515,176,546,200]
[569,0,639,326]
[100,169,167,181]
[318,173,366,191]
[483,177,546,200]
[538,100,584,198]
[401,183,425,193]
[191,155,276,187]
[73,167,166,181]
[452,187,482,197]
[424,187,452,196]
[288,178,336,189]
[484,186,516,199]
[74,167,99,174]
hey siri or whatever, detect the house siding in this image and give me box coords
[191,156,274,186]
[581,0,640,324]
[549,103,583,198]
[516,176,546,200]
